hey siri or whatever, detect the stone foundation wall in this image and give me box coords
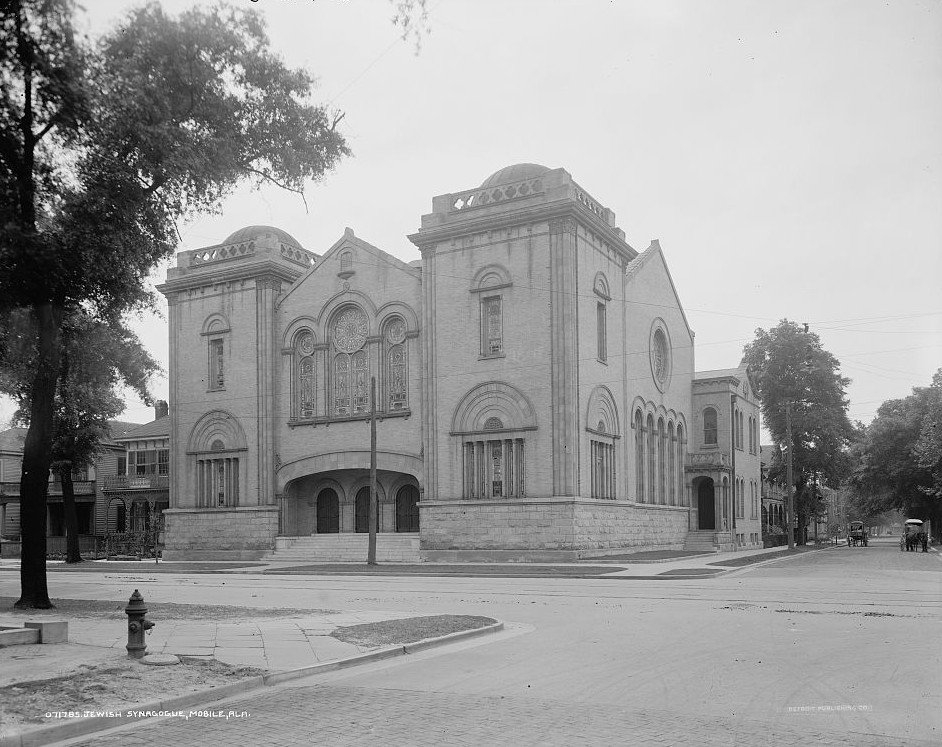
[162,506,279,560]
[420,498,689,554]
[572,501,689,551]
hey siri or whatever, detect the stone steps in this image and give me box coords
[264,534,421,563]
[683,531,719,552]
[0,621,68,648]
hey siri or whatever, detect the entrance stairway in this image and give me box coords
[263,533,421,563]
[682,530,719,553]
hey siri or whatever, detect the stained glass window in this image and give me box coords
[482,296,502,355]
[334,355,350,416]
[209,339,224,389]
[331,307,369,417]
[299,357,315,418]
[352,351,369,414]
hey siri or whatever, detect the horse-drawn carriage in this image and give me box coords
[847,521,868,547]
[901,518,929,552]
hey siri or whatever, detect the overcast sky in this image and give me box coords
[3,0,940,433]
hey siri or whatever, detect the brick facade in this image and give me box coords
[157,163,761,560]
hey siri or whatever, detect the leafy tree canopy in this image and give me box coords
[2,0,349,316]
[742,320,855,489]
[848,369,942,528]
[0,0,349,606]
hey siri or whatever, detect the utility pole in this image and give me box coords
[785,400,795,550]
[367,376,378,565]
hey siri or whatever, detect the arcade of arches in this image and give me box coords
[281,470,420,536]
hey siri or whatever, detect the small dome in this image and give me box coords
[480,163,551,189]
[222,225,303,249]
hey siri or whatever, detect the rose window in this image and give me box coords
[333,308,368,353]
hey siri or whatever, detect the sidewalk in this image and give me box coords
[0,603,502,746]
[0,544,828,745]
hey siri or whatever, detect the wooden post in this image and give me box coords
[368,376,378,565]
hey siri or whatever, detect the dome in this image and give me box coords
[480,163,551,189]
[222,225,304,249]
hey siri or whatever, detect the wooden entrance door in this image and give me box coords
[396,485,420,532]
[316,489,339,533]
[697,479,716,530]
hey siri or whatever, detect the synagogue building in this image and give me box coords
[157,163,762,561]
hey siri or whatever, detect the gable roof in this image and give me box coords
[116,416,169,442]
[277,228,420,308]
[624,240,694,342]
[1,421,143,453]
[694,367,743,382]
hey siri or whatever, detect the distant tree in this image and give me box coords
[848,371,942,537]
[1,308,160,563]
[915,370,942,501]
[1,0,348,607]
[742,320,855,544]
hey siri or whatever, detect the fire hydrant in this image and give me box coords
[125,589,155,659]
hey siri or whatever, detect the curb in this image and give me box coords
[0,621,504,747]
[710,545,833,577]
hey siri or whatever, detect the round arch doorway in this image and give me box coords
[395,485,419,533]
[316,488,340,534]
[697,478,716,531]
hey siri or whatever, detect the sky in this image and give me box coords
[2,0,940,432]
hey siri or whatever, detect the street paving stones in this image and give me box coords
[61,683,922,746]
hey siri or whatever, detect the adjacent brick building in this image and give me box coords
[157,163,763,560]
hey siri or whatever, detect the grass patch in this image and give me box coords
[331,614,495,648]
[707,547,820,568]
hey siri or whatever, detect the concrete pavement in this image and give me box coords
[4,541,934,746]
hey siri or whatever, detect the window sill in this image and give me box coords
[289,409,412,427]
[478,353,505,361]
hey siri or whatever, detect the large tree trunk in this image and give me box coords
[15,302,62,609]
[61,468,82,564]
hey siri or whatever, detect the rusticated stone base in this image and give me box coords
[161,506,279,561]
[419,497,690,558]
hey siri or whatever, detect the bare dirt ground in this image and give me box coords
[0,648,264,737]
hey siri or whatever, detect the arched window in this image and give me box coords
[383,316,408,411]
[703,408,718,445]
[635,410,644,502]
[296,331,316,418]
[657,417,666,504]
[330,306,370,416]
[676,424,685,505]
[668,421,676,505]
[202,314,230,392]
[646,415,655,503]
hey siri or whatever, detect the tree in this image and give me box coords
[848,371,942,537]
[915,369,942,501]
[1,0,348,607]
[742,320,854,544]
[1,308,160,562]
